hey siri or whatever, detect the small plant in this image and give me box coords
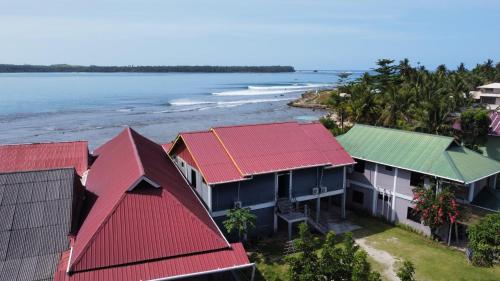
[223,207,256,242]
[397,260,416,281]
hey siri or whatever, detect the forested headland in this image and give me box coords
[0,64,295,73]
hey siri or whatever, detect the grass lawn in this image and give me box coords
[249,213,500,281]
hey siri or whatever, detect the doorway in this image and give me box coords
[277,172,290,199]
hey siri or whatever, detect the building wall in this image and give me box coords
[346,184,373,211]
[322,167,344,192]
[377,165,395,191]
[349,161,376,186]
[393,197,431,235]
[292,167,319,198]
[211,173,275,212]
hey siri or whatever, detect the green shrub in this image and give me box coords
[467,212,500,266]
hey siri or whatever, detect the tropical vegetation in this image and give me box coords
[0,64,294,73]
[467,212,500,267]
[321,59,500,146]
[285,223,382,281]
[223,207,257,242]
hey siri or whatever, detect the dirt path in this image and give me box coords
[356,238,399,281]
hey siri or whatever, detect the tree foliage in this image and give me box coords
[0,64,294,73]
[328,58,500,137]
[412,184,459,237]
[459,108,491,151]
[223,207,256,242]
[397,260,416,281]
[467,212,500,267]
[286,223,382,281]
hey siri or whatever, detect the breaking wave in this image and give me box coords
[212,83,332,96]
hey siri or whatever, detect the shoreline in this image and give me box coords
[287,89,332,110]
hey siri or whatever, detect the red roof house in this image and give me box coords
[54,128,253,281]
[0,141,89,176]
[167,121,354,239]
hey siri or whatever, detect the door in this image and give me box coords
[277,173,290,199]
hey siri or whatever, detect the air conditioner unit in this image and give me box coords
[312,187,319,195]
[320,187,327,193]
[234,201,242,208]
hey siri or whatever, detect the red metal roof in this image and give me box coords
[490,111,500,136]
[55,243,250,281]
[169,121,354,184]
[170,140,198,169]
[68,127,230,273]
[174,131,244,184]
[0,141,88,176]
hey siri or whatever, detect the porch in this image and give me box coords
[275,197,360,240]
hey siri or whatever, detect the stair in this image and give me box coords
[283,240,297,255]
[277,198,294,214]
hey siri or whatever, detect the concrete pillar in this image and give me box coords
[341,166,346,219]
[391,168,398,222]
[372,164,379,216]
[492,174,497,191]
[316,197,320,223]
[468,182,476,203]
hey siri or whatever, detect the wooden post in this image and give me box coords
[288,222,292,241]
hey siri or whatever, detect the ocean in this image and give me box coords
[0,71,362,149]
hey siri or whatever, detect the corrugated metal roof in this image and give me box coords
[68,127,230,273]
[490,111,500,136]
[337,124,500,183]
[0,169,75,281]
[0,141,89,176]
[178,131,244,184]
[55,243,250,281]
[170,121,354,184]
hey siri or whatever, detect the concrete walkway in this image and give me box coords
[356,238,399,281]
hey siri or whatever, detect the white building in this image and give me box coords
[470,83,500,109]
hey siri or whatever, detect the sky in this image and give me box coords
[0,0,499,70]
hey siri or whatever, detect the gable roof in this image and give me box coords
[478,82,500,89]
[0,168,77,281]
[0,141,88,176]
[337,124,500,184]
[67,127,231,273]
[169,121,355,185]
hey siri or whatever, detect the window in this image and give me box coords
[181,161,185,167]
[407,207,421,223]
[384,165,393,171]
[378,192,391,202]
[354,160,365,173]
[352,190,364,204]
[480,96,496,104]
[410,172,424,187]
[191,169,197,188]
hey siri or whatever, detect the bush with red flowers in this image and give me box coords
[412,184,459,237]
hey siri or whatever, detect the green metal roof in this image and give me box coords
[337,124,500,183]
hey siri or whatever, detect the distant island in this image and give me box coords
[0,64,295,73]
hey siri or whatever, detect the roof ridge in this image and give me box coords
[0,140,88,147]
[210,128,245,177]
[353,124,455,141]
[126,127,145,176]
[442,150,465,183]
[0,166,76,176]
[454,145,500,164]
[212,120,297,130]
